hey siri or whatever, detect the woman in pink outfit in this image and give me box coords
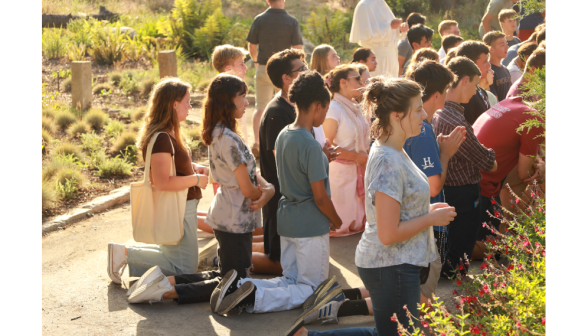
[323,64,371,236]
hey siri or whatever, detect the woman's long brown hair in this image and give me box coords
[202,74,248,145]
[137,78,190,156]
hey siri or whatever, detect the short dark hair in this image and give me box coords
[527,48,545,69]
[407,12,426,28]
[517,42,538,62]
[483,31,506,47]
[407,24,434,50]
[498,9,517,22]
[352,48,373,63]
[536,27,546,44]
[447,56,481,89]
[456,41,489,63]
[266,48,307,89]
[288,71,331,112]
[405,60,456,102]
[442,34,463,53]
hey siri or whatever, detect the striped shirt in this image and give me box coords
[432,101,495,186]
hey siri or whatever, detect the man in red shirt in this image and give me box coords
[473,96,544,241]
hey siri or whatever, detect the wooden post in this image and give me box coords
[71,61,92,111]
[158,50,178,79]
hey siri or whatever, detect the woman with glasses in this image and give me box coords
[323,64,371,237]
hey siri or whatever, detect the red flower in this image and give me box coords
[456,279,462,285]
[480,263,488,269]
[490,240,496,246]
[422,321,429,328]
[491,198,496,205]
[478,289,484,295]
[487,254,493,259]
[453,290,458,295]
[507,265,514,271]
[459,264,464,270]
[542,251,546,256]
[483,284,489,293]
[391,316,396,322]
[456,304,461,309]
[471,326,480,334]
[515,199,520,204]
[541,317,546,325]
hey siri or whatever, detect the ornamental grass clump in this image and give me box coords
[109,71,123,86]
[396,182,546,336]
[111,131,137,156]
[131,107,146,122]
[53,143,85,162]
[68,120,91,138]
[105,120,125,138]
[97,156,133,177]
[83,109,109,130]
[54,110,77,130]
[42,181,58,208]
[42,154,81,181]
[42,106,57,119]
[62,77,72,92]
[53,167,86,189]
[42,129,53,147]
[80,132,102,153]
[42,116,57,134]
[92,82,113,95]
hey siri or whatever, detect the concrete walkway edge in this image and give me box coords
[42,186,130,234]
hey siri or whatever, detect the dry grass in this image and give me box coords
[92,83,114,95]
[54,110,77,130]
[42,181,58,209]
[53,143,85,161]
[42,0,156,15]
[42,129,53,148]
[54,167,87,189]
[131,107,146,122]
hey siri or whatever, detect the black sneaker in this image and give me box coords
[210,269,237,313]
[301,276,338,314]
[216,281,256,315]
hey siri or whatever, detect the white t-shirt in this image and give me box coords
[507,58,523,84]
[438,46,446,64]
[313,126,327,148]
[325,100,364,152]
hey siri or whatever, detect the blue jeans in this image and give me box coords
[308,263,422,336]
[127,199,200,277]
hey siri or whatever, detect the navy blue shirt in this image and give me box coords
[404,119,446,233]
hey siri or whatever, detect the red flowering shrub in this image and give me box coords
[394,182,546,336]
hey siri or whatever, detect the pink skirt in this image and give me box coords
[329,160,366,237]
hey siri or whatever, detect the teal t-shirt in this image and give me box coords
[275,127,331,238]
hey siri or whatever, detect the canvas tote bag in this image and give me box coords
[131,132,188,245]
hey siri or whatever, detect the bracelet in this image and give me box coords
[196,175,200,187]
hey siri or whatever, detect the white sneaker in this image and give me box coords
[128,266,173,304]
[108,243,127,284]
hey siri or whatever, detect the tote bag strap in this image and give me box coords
[143,132,177,184]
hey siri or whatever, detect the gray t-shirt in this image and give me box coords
[502,43,521,66]
[246,8,303,65]
[206,125,261,234]
[275,127,331,238]
[478,0,514,38]
[355,145,437,268]
[398,38,413,75]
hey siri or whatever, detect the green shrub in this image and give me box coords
[89,25,128,65]
[139,77,156,97]
[67,42,87,62]
[184,126,202,142]
[42,116,57,134]
[303,6,356,61]
[42,154,81,181]
[42,182,58,208]
[92,82,113,95]
[88,148,108,169]
[68,120,91,137]
[120,73,139,95]
[98,156,133,177]
[62,77,72,92]
[109,71,123,86]
[66,17,94,47]
[53,143,85,161]
[42,27,67,59]
[111,131,137,155]
[53,167,86,188]
[83,109,109,130]
[80,131,102,153]
[56,178,79,200]
[131,107,146,122]
[42,129,53,147]
[105,120,126,138]
[54,110,77,130]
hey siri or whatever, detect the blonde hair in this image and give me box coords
[310,44,336,76]
[137,78,190,157]
[355,63,369,77]
[211,44,248,73]
[438,20,458,36]
[405,48,439,77]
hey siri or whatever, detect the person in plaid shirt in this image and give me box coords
[433,56,497,277]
